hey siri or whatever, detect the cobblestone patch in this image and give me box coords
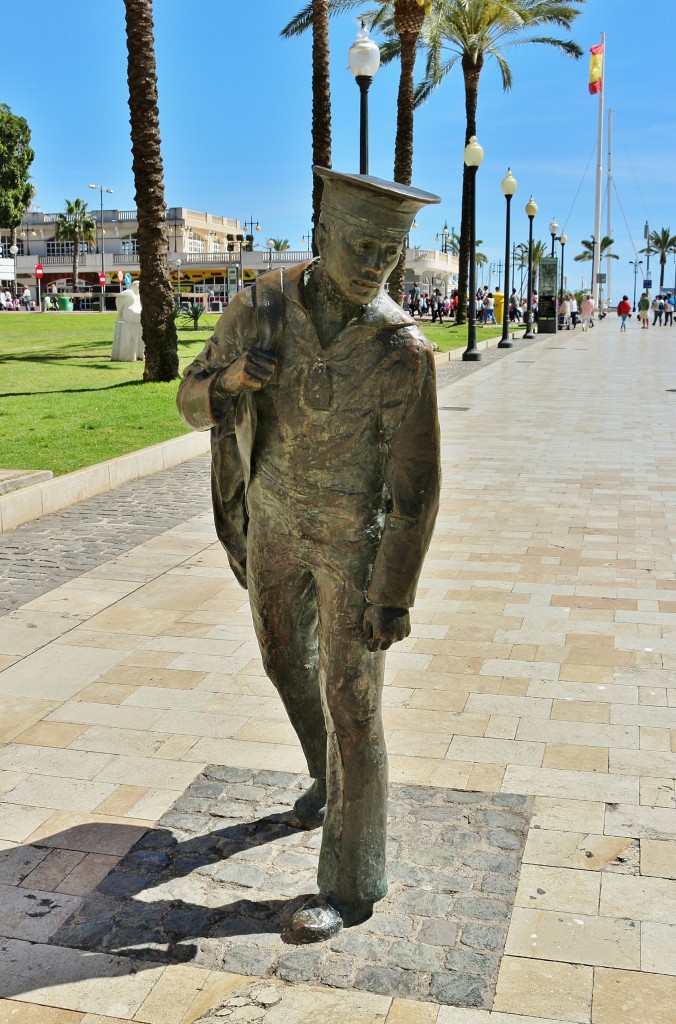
[0,455,212,615]
[53,767,533,1007]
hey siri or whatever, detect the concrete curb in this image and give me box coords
[0,429,211,533]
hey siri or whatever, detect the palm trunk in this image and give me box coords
[457,55,482,327]
[311,0,331,256]
[124,0,178,382]
[389,1,424,304]
[72,232,80,292]
[660,258,665,289]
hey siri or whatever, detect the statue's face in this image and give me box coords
[318,219,404,305]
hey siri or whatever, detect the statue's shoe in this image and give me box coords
[285,896,342,944]
[289,778,326,829]
[285,895,374,944]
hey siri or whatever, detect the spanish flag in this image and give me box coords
[589,42,604,95]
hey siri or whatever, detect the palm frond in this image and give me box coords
[280,0,370,39]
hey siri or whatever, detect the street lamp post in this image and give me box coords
[435,222,449,254]
[301,227,312,252]
[499,168,517,348]
[89,184,113,312]
[549,218,559,257]
[559,232,567,299]
[174,258,182,301]
[266,239,274,273]
[630,259,643,311]
[463,136,484,362]
[523,196,538,340]
[89,183,114,279]
[9,243,18,299]
[644,221,651,282]
[240,217,260,291]
[348,21,380,175]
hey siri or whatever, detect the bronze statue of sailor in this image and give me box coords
[177,167,441,942]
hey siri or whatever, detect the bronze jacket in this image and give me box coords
[176,261,441,609]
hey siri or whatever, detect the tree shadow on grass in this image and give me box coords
[0,380,148,399]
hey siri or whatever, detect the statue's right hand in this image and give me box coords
[214,347,277,395]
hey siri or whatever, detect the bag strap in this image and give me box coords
[251,268,285,352]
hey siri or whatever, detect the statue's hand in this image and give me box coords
[363,604,411,652]
[214,347,277,396]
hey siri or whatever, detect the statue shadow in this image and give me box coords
[0,811,314,1002]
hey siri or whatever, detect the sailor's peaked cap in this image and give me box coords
[314,166,440,236]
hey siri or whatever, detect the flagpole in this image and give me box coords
[592,31,605,310]
[607,107,613,308]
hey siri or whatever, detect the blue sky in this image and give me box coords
[5,0,675,298]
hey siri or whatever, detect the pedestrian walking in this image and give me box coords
[569,294,579,327]
[431,289,444,323]
[580,294,595,332]
[617,295,631,331]
[664,294,674,326]
[482,292,497,325]
[638,292,650,329]
[652,296,664,326]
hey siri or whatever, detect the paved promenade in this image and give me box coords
[0,316,674,1023]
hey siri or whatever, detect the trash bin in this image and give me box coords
[41,296,49,312]
[57,296,73,311]
[494,291,504,324]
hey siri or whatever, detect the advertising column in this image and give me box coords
[538,256,559,334]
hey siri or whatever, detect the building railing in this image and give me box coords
[41,255,89,266]
[184,252,238,264]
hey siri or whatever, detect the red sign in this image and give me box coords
[117,269,124,282]
[35,264,43,279]
[99,273,107,286]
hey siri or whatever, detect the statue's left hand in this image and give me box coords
[363,604,411,652]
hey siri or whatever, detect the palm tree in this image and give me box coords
[531,238,548,289]
[412,0,583,323]
[574,236,618,264]
[642,228,676,289]
[123,0,178,382]
[282,0,433,292]
[55,199,97,292]
[384,0,433,301]
[281,1,334,256]
[269,238,290,251]
[445,229,460,257]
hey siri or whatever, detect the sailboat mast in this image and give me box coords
[607,108,613,307]
[592,31,605,309]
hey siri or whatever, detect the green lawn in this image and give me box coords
[423,318,526,352]
[0,311,527,478]
[0,312,214,476]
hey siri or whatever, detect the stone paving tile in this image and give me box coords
[52,767,533,1009]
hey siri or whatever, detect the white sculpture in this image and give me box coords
[111,282,144,361]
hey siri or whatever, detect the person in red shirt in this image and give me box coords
[617,295,632,331]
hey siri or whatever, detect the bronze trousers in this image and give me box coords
[247,520,388,909]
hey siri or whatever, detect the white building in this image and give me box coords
[3,206,457,309]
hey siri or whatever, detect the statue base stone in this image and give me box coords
[53,767,533,1008]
